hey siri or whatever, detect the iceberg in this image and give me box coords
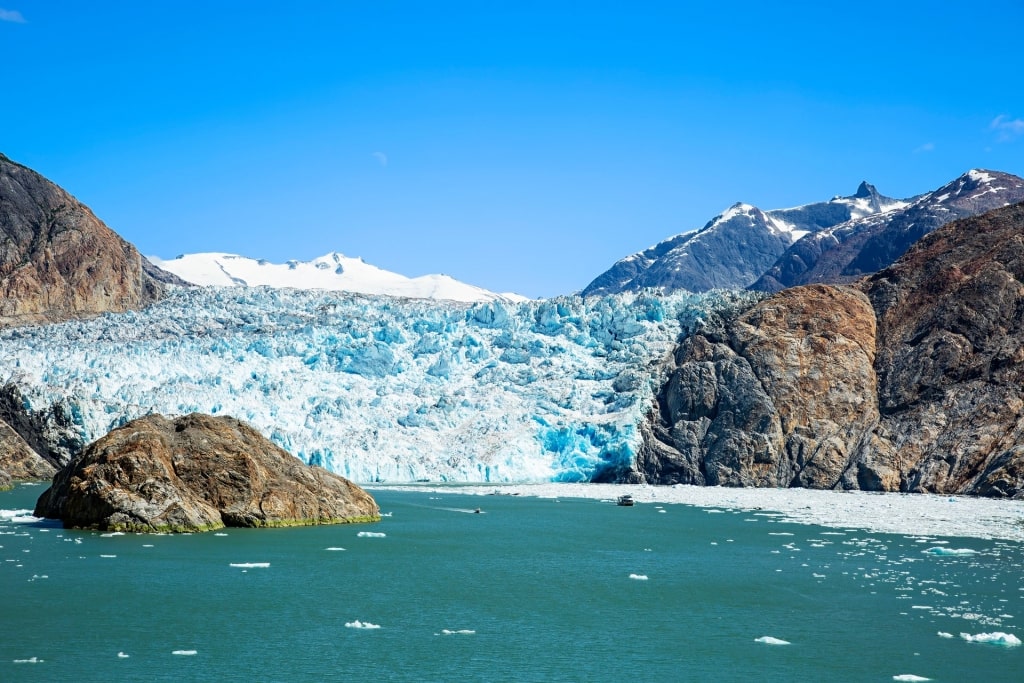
[754,636,790,645]
[923,547,978,556]
[0,286,756,483]
[959,632,1021,646]
[345,620,381,629]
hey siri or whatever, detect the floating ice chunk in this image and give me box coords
[892,675,930,681]
[0,509,42,524]
[440,629,476,635]
[214,533,228,537]
[172,650,197,655]
[100,532,125,537]
[754,636,790,645]
[937,632,954,639]
[924,547,978,556]
[326,547,346,551]
[229,562,270,568]
[117,652,130,659]
[13,656,43,663]
[768,532,794,536]
[629,574,648,581]
[142,544,154,548]
[358,532,387,538]
[100,554,117,558]
[959,632,1021,646]
[345,620,381,629]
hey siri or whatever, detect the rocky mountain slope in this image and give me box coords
[620,201,1024,497]
[752,169,1024,291]
[584,170,1024,298]
[35,412,381,532]
[582,181,906,296]
[0,153,184,485]
[0,153,181,328]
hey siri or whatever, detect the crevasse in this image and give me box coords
[1,287,757,483]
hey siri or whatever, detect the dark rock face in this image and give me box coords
[0,383,64,488]
[0,153,183,328]
[35,413,381,531]
[0,383,84,468]
[632,285,884,489]
[633,202,1024,498]
[0,419,57,483]
[753,170,1024,292]
[865,201,1024,497]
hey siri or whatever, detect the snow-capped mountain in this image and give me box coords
[582,181,905,296]
[149,251,526,303]
[0,287,758,483]
[752,169,1024,291]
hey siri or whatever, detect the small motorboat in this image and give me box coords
[616,495,634,507]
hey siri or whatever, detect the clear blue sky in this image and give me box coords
[3,2,1023,298]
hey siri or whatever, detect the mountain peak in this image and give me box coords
[854,181,878,199]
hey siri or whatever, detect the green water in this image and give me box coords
[2,483,1021,682]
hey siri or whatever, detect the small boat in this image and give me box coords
[616,495,634,507]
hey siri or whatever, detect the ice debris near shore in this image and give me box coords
[383,483,1024,541]
[0,286,755,483]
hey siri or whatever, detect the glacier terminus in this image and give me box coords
[1,286,757,483]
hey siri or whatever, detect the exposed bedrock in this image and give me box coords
[632,202,1024,498]
[35,413,381,531]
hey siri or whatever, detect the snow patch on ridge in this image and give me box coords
[149,252,526,303]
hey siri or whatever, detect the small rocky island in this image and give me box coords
[34,413,380,532]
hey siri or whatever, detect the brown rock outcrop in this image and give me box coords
[630,285,883,489]
[633,201,1024,498]
[34,413,380,531]
[865,201,1024,497]
[0,153,183,328]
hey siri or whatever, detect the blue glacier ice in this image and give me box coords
[0,286,758,483]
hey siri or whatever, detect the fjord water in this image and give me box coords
[2,484,1021,682]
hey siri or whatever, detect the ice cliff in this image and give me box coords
[0,287,757,483]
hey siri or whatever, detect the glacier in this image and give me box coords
[0,286,757,483]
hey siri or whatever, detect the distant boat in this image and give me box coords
[617,495,634,507]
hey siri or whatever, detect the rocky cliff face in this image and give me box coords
[0,153,182,328]
[866,201,1024,497]
[0,419,56,485]
[630,201,1024,498]
[35,413,381,531]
